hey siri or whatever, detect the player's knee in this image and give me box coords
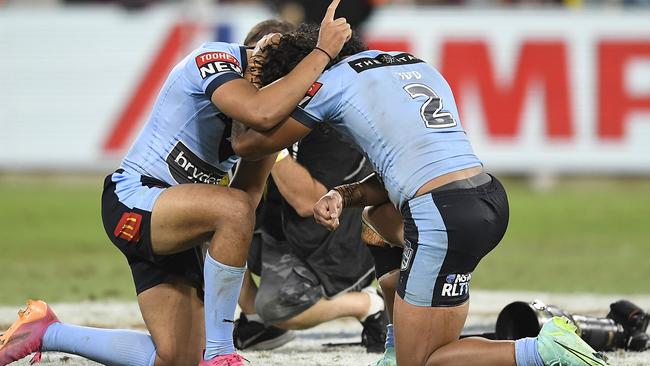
[255,290,318,330]
[225,189,255,225]
[211,189,254,231]
[254,294,281,325]
[255,292,302,328]
[378,269,398,290]
[425,348,454,366]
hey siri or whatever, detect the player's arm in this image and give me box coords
[313,174,390,231]
[231,117,312,160]
[336,173,389,207]
[271,151,328,217]
[212,0,350,131]
[229,155,277,207]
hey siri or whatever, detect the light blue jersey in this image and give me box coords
[119,42,246,186]
[290,50,482,208]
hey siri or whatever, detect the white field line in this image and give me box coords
[2,290,650,366]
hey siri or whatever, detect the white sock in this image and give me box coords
[360,287,385,321]
[245,313,263,323]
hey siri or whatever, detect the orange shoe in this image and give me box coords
[199,353,247,366]
[0,300,59,366]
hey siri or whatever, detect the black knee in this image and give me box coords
[255,294,312,330]
[254,291,286,325]
[254,274,320,326]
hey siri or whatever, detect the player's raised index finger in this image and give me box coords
[323,0,341,22]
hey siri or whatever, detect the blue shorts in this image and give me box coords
[397,173,509,307]
[101,169,204,298]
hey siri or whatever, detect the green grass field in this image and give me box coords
[0,175,648,305]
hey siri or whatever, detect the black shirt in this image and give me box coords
[259,124,375,297]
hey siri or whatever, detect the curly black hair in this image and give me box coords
[260,23,367,87]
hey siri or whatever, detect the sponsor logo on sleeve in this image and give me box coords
[441,273,471,298]
[298,82,323,108]
[348,52,424,73]
[166,141,229,184]
[195,52,242,79]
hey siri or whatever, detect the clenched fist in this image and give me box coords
[313,189,344,231]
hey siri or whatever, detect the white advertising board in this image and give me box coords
[1,5,649,173]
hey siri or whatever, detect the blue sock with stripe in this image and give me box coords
[203,252,246,360]
[42,322,156,366]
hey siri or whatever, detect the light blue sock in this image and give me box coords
[385,324,394,349]
[203,252,246,360]
[42,322,156,366]
[514,337,544,366]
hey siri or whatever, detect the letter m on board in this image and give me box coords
[440,40,573,139]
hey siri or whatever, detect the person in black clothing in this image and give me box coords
[234,123,388,352]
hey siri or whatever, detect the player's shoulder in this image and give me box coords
[191,42,245,56]
[326,50,426,77]
[316,51,377,86]
[328,50,384,73]
[189,42,247,67]
[179,42,248,83]
[347,50,425,70]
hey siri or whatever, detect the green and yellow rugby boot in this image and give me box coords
[368,346,396,366]
[538,316,610,366]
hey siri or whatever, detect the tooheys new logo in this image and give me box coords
[196,52,242,79]
[166,142,227,184]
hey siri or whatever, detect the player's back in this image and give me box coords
[308,51,482,208]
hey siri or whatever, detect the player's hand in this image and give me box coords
[247,33,282,87]
[313,190,344,231]
[316,0,352,61]
[252,33,281,58]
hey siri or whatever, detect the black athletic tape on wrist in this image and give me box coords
[314,47,334,62]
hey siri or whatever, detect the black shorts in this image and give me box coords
[101,170,204,298]
[368,245,404,279]
[397,173,509,307]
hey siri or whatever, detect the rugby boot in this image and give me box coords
[537,316,610,366]
[0,300,59,366]
[233,313,295,350]
[199,353,247,366]
[368,346,397,366]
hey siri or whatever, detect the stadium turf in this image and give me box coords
[0,175,648,305]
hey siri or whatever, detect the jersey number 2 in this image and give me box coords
[403,83,457,129]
